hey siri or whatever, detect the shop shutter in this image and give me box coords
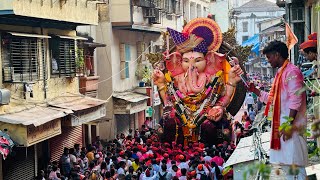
[116,114,130,135]
[49,126,83,162]
[3,146,35,180]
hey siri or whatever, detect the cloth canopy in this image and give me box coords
[242,34,260,55]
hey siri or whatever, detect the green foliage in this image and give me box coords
[222,27,253,63]
[243,162,271,180]
[145,53,164,66]
[76,48,85,68]
[315,5,320,12]
[279,116,294,133]
[136,65,152,84]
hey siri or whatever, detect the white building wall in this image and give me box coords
[210,0,230,32]
[111,30,159,92]
[183,0,210,23]
[235,11,285,45]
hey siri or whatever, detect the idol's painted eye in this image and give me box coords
[195,57,204,62]
[183,58,189,63]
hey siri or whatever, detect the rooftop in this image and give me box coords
[234,0,284,13]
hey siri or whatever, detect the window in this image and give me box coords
[242,36,249,42]
[197,4,201,17]
[120,44,131,79]
[49,37,76,77]
[242,22,248,32]
[291,7,304,22]
[2,34,45,83]
[165,0,175,14]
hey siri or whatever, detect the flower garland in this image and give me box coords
[165,71,224,129]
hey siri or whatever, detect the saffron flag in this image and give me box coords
[286,23,298,50]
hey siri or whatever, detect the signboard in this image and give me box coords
[114,99,148,114]
[145,106,153,117]
[153,85,161,106]
[70,105,106,126]
[27,119,61,146]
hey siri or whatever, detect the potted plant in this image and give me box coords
[136,65,152,87]
[76,48,85,77]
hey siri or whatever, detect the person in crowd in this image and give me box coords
[249,107,256,122]
[86,146,96,163]
[74,144,81,158]
[117,161,126,175]
[60,147,71,177]
[46,123,239,179]
[249,40,308,179]
[241,111,249,124]
[158,164,172,180]
[300,32,318,78]
[179,168,187,180]
[300,32,318,63]
[209,162,223,180]
[244,93,255,112]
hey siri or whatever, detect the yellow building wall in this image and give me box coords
[0,24,79,114]
[0,0,98,25]
[0,122,27,146]
[0,0,13,10]
[110,0,131,23]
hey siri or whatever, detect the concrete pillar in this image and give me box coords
[96,124,100,137]
[88,124,92,145]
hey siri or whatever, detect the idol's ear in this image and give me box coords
[164,51,184,76]
[204,52,226,75]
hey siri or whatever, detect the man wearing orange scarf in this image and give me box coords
[249,41,308,179]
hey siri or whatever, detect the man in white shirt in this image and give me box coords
[245,93,255,112]
[117,161,126,175]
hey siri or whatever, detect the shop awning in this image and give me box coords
[83,42,106,48]
[113,91,149,114]
[113,91,149,103]
[8,32,51,39]
[55,35,88,40]
[48,94,106,111]
[48,94,107,126]
[0,106,71,127]
[224,132,270,168]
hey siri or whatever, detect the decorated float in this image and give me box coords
[152,17,248,146]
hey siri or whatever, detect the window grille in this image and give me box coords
[50,37,76,77]
[2,35,45,83]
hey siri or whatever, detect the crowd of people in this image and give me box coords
[40,126,236,180]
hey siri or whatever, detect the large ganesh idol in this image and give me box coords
[153,18,244,146]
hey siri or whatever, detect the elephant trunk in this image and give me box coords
[188,66,206,94]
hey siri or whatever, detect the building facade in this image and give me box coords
[0,1,105,179]
[79,0,212,139]
[231,0,285,45]
[183,0,210,25]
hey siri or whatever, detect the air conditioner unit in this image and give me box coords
[3,67,14,82]
[149,8,161,24]
[135,0,152,8]
[144,8,156,18]
[0,89,10,105]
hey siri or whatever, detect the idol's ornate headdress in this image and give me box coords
[168,18,223,54]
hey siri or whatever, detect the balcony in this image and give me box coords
[0,0,100,26]
[111,0,178,32]
[276,0,286,7]
[79,76,99,98]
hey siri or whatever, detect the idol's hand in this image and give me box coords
[228,65,243,84]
